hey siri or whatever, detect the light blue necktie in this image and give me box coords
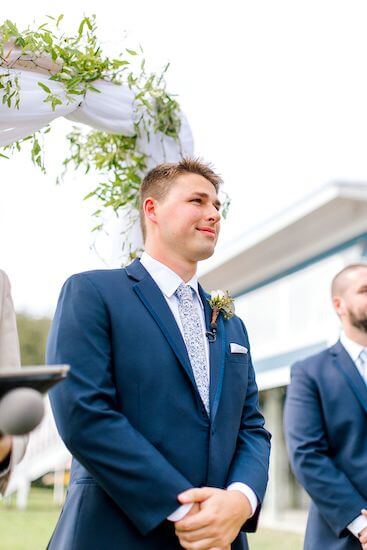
[175,283,209,413]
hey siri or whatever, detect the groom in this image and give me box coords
[47,158,270,549]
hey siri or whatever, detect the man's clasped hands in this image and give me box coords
[174,487,252,550]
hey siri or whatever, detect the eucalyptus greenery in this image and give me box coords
[208,290,235,321]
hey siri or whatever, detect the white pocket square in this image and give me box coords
[230,343,248,354]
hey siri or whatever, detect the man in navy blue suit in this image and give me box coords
[47,158,270,549]
[284,263,367,549]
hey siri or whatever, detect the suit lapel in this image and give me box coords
[331,340,367,415]
[126,259,198,393]
[199,285,226,421]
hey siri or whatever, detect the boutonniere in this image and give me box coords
[206,289,235,342]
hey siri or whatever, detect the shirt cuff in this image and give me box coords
[348,514,367,537]
[227,482,258,517]
[167,503,194,522]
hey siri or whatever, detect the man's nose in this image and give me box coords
[206,205,221,223]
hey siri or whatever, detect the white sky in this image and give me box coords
[2,0,367,316]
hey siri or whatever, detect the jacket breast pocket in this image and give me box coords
[226,351,249,364]
[225,351,249,387]
[223,353,249,413]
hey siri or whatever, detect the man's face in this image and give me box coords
[151,173,221,262]
[337,267,367,333]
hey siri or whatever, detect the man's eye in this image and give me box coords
[191,198,201,203]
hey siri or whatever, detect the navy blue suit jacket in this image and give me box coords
[46,259,270,549]
[284,341,367,550]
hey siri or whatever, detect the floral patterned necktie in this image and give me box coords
[175,283,210,413]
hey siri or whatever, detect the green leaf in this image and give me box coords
[56,14,64,27]
[126,48,137,56]
[92,223,103,232]
[66,89,83,95]
[14,36,25,47]
[32,140,41,155]
[4,20,19,35]
[37,81,52,94]
[112,59,129,68]
[87,85,101,93]
[0,152,9,159]
[83,191,95,200]
[43,32,53,45]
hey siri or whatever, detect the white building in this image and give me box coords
[200,181,367,530]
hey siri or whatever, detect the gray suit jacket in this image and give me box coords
[0,270,28,494]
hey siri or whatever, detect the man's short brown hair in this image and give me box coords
[139,157,222,240]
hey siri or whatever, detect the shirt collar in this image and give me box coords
[140,252,204,308]
[340,331,366,363]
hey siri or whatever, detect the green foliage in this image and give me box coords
[0,15,133,110]
[3,127,50,173]
[0,71,20,109]
[208,290,235,320]
[62,127,148,230]
[16,313,51,366]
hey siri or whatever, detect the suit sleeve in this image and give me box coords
[47,274,193,536]
[226,320,271,532]
[284,361,367,538]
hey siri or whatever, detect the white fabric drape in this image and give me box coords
[0,68,194,162]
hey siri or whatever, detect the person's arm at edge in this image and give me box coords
[0,271,28,494]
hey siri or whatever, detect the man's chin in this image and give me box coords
[194,246,216,261]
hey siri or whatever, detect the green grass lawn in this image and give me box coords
[0,487,304,549]
[0,487,60,550]
[248,529,303,549]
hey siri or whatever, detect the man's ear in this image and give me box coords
[143,197,157,225]
[332,295,344,318]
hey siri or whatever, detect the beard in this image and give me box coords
[348,309,367,333]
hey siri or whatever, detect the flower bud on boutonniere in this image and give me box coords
[206,290,235,342]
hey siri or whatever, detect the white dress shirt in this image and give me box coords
[140,253,257,521]
[340,332,367,538]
